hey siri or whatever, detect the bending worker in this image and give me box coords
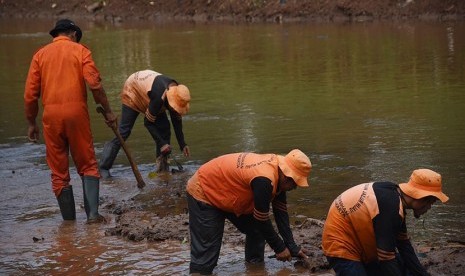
[186,149,311,274]
[24,19,116,223]
[99,70,191,177]
[322,168,449,275]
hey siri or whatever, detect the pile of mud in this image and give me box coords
[104,208,330,273]
[103,200,465,275]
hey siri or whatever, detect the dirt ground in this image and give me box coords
[0,0,464,23]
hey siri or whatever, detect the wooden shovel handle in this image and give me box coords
[96,106,145,188]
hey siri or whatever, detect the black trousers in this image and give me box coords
[187,194,265,275]
[114,104,170,156]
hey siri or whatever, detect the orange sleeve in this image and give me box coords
[81,46,102,90]
[24,53,41,123]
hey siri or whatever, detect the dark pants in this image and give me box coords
[327,257,371,276]
[99,104,170,171]
[187,194,265,275]
[117,104,170,156]
[143,111,170,157]
[327,255,409,276]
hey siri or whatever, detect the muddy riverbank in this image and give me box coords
[1,0,464,23]
[100,176,465,275]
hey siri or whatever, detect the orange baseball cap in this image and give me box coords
[277,149,312,187]
[166,84,190,116]
[399,169,449,203]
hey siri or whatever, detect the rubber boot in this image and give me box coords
[57,185,76,220]
[99,140,120,179]
[82,176,105,224]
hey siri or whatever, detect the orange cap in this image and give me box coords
[277,149,312,187]
[166,84,190,115]
[399,169,449,203]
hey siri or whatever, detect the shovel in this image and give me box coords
[97,106,146,188]
[170,156,184,173]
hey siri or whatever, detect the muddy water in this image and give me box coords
[1,19,465,274]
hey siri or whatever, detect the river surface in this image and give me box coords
[1,18,464,275]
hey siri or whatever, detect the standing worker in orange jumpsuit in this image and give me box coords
[24,19,117,223]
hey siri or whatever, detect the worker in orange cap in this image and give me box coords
[322,168,449,275]
[24,19,116,223]
[99,70,191,177]
[187,149,312,274]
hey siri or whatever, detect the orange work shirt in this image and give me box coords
[322,182,405,264]
[24,36,103,121]
[187,153,279,216]
[120,70,161,114]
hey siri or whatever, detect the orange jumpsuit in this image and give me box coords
[24,36,102,197]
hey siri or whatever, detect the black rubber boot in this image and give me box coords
[57,185,76,220]
[82,176,105,224]
[99,140,120,179]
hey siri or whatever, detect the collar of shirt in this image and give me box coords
[53,36,73,42]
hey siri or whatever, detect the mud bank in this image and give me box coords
[102,192,465,275]
[1,0,464,23]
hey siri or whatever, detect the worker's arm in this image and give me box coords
[169,109,188,154]
[373,182,427,275]
[396,222,429,275]
[91,87,116,127]
[81,46,116,127]
[251,177,286,254]
[272,192,303,256]
[24,53,41,142]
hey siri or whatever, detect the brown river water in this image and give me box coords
[1,19,464,275]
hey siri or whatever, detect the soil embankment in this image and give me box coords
[101,185,465,275]
[1,0,464,23]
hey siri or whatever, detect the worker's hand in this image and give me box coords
[105,111,117,128]
[27,123,39,143]
[161,144,172,156]
[182,145,190,157]
[275,248,292,262]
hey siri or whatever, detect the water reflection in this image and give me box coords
[41,222,106,274]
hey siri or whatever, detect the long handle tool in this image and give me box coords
[97,106,146,188]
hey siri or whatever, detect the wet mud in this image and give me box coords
[102,179,465,275]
